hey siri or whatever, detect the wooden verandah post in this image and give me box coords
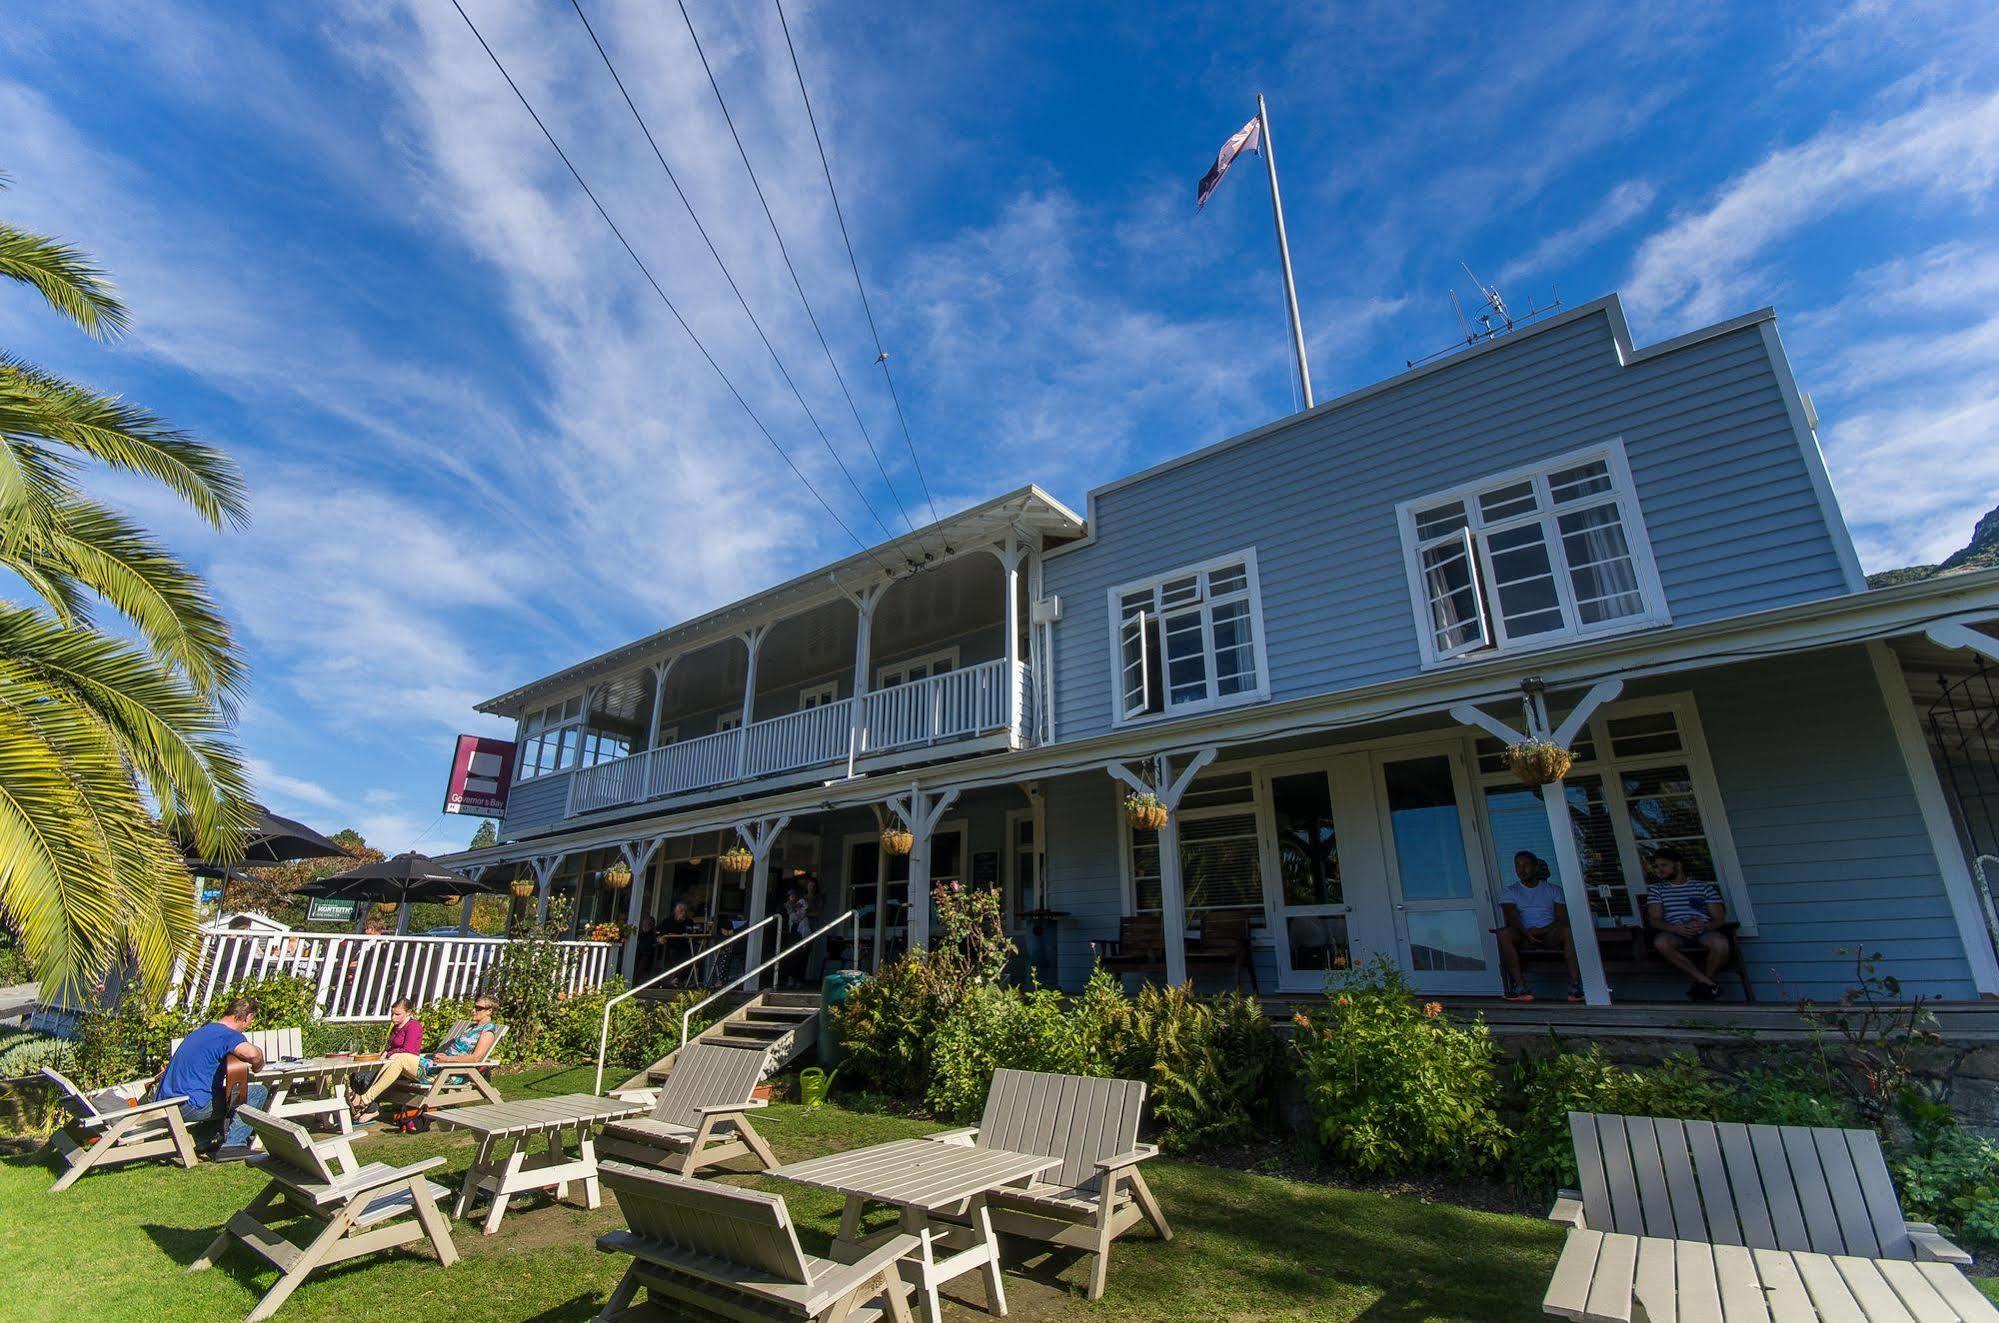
[617,835,669,979]
[1105,748,1218,986]
[733,816,793,970]
[884,787,959,951]
[1451,679,1623,1007]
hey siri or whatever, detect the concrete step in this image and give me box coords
[743,1007,816,1023]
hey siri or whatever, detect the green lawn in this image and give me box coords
[3,1062,1931,1322]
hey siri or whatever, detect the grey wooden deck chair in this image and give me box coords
[598,1042,778,1177]
[40,1067,199,1193]
[377,1020,507,1112]
[595,1160,918,1323]
[1548,1111,1981,1319]
[930,1068,1169,1299]
[190,1106,457,1321]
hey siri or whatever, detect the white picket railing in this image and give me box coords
[860,657,1015,753]
[566,659,1029,818]
[745,698,854,776]
[170,931,618,1022]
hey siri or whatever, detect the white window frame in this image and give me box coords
[1472,691,1754,934]
[1105,547,1271,728]
[515,694,587,781]
[1396,438,1669,669]
[876,647,960,691]
[798,681,839,710]
[1116,771,1266,918]
[715,712,742,733]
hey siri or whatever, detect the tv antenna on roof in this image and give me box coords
[1406,264,1563,368]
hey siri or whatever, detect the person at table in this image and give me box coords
[352,997,423,1093]
[1496,851,1584,1004]
[659,900,697,985]
[349,995,501,1124]
[1643,846,1734,1002]
[156,997,267,1161]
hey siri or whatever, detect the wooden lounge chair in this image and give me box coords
[1094,914,1168,984]
[594,1160,918,1323]
[929,1068,1169,1299]
[190,1106,457,1321]
[1185,910,1258,992]
[40,1067,200,1193]
[375,1020,507,1113]
[597,1041,777,1177]
[1546,1111,1986,1321]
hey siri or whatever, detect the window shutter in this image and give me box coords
[1422,526,1491,659]
[1119,610,1153,719]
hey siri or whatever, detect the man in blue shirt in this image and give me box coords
[1643,846,1733,1002]
[1496,850,1584,1003]
[157,997,268,1160]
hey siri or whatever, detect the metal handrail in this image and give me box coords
[678,908,861,1055]
[591,914,778,1095]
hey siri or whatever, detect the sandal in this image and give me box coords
[352,1106,380,1125]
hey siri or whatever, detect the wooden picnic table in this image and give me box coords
[432,1092,646,1235]
[251,1055,374,1136]
[1545,1228,1999,1323]
[771,1135,1059,1323]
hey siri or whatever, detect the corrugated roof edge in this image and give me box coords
[475,483,1084,717]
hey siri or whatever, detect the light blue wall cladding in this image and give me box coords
[1043,772,1127,989]
[1041,306,1853,746]
[501,770,573,841]
[1690,646,1974,1001]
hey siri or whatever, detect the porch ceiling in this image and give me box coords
[477,485,1081,719]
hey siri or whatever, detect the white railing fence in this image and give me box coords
[860,658,1014,753]
[565,657,1030,818]
[171,931,617,1022]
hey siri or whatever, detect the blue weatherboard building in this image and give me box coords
[442,295,1999,1007]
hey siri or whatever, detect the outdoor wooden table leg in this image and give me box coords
[456,1133,499,1219]
[576,1126,603,1210]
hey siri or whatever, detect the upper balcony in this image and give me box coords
[483,488,1083,838]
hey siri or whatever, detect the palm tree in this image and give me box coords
[0,178,251,997]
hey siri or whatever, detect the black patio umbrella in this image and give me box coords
[298,852,503,912]
[183,803,351,878]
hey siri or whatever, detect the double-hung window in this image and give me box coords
[517,696,586,780]
[1111,550,1269,724]
[1399,441,1666,666]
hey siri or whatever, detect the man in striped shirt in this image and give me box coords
[1643,846,1732,1001]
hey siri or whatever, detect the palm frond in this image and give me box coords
[0,221,129,341]
[0,607,250,860]
[0,358,247,528]
[20,497,242,694]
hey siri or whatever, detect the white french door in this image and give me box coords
[1262,767,1353,992]
[1376,745,1499,993]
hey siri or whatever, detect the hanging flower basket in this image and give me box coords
[1124,792,1169,831]
[879,827,914,857]
[719,845,755,874]
[1506,738,1573,786]
[603,861,633,891]
[509,877,535,899]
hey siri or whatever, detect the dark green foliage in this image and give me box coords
[1509,1044,1728,1191]
[1105,979,1283,1154]
[833,951,946,1102]
[72,998,198,1088]
[1295,960,1510,1176]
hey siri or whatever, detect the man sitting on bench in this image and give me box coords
[1643,846,1733,1002]
[156,997,267,1162]
[1496,851,1582,1003]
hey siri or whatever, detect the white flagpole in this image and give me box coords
[1256,93,1313,409]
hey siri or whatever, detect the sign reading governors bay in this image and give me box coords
[442,734,514,816]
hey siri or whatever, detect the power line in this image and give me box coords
[567,1,903,548]
[675,0,921,537]
[772,0,940,527]
[448,0,893,578]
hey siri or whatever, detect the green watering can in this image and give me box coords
[799,1067,838,1109]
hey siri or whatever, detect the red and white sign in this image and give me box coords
[442,734,515,815]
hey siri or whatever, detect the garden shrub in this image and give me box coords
[1295,959,1509,1176]
[1893,1119,1999,1249]
[72,998,198,1088]
[834,951,945,1101]
[0,1030,76,1078]
[1108,978,1282,1153]
[486,903,578,1061]
[928,982,1099,1121]
[1509,1043,1730,1191]
[1730,1064,1853,1129]
[202,972,318,1029]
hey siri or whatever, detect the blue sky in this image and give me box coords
[2,1,1996,853]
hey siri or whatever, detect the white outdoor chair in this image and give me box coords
[40,1067,200,1193]
[597,1041,777,1177]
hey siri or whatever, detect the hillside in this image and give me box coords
[1867,502,1999,588]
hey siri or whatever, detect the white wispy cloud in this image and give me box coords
[1497,180,1656,286]
[1626,89,1999,329]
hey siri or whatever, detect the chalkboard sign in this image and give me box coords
[971,850,1000,891]
[307,898,359,922]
